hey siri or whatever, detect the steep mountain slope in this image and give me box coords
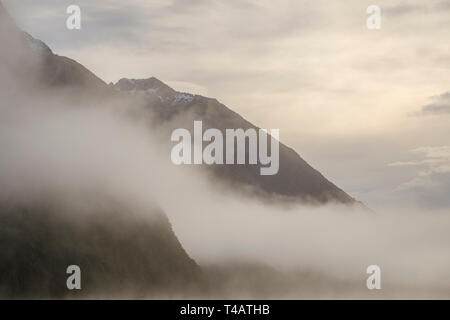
[0,0,365,298]
[0,2,108,97]
[0,2,201,298]
[115,78,356,204]
[0,203,201,298]
[1,1,357,205]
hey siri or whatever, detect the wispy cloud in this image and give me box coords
[388,146,450,208]
[388,146,450,167]
[419,92,450,115]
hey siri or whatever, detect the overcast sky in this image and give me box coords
[3,0,450,210]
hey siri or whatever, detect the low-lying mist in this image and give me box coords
[1,52,450,299]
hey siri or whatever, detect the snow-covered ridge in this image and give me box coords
[173,92,194,103]
[114,77,195,104]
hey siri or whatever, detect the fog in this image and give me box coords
[1,22,450,299]
[1,84,450,299]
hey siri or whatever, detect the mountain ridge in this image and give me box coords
[0,1,366,298]
[0,2,202,298]
[112,76,358,204]
[0,0,359,205]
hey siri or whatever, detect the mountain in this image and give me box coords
[0,0,363,297]
[0,203,201,298]
[0,2,201,298]
[0,3,107,97]
[1,1,357,205]
[114,78,357,204]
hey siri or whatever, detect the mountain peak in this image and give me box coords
[113,77,196,105]
[0,1,16,29]
[23,32,53,55]
[0,4,359,206]
[115,77,174,93]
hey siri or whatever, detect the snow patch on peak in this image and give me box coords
[114,77,196,105]
[173,92,194,104]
